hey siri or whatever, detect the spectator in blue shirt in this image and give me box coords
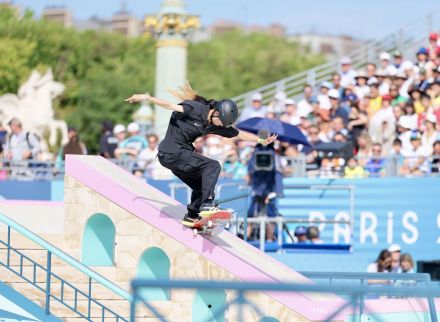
[365,143,385,177]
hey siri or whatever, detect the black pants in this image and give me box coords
[158,150,221,215]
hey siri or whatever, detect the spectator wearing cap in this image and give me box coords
[431,141,440,173]
[4,117,41,161]
[339,57,357,88]
[280,99,300,126]
[428,32,440,60]
[328,89,349,125]
[294,226,307,243]
[393,50,403,69]
[379,52,398,77]
[365,143,385,177]
[415,47,429,70]
[306,226,323,244]
[119,122,148,156]
[239,92,267,122]
[317,82,332,110]
[268,91,286,116]
[397,117,414,154]
[388,244,401,273]
[297,85,315,118]
[400,131,429,175]
[354,70,370,99]
[422,114,439,155]
[369,95,396,152]
[99,121,118,159]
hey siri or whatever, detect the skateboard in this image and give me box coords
[192,210,232,236]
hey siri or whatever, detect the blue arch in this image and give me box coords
[192,289,226,322]
[260,317,279,322]
[81,213,115,266]
[137,247,170,301]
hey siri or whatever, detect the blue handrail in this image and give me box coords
[0,212,132,319]
[130,278,440,322]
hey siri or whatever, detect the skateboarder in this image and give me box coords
[125,83,277,227]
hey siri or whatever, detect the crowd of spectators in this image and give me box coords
[1,33,440,181]
[366,244,416,286]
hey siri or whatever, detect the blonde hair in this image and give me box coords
[167,81,198,101]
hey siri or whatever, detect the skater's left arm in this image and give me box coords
[125,94,184,113]
[236,130,277,146]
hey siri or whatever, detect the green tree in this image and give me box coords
[0,7,325,152]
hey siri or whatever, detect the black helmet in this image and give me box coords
[215,99,239,127]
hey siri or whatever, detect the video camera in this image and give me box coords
[254,150,275,171]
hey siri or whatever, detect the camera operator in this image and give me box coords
[246,130,284,241]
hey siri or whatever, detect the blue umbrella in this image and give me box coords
[236,117,310,146]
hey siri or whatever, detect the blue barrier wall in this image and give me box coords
[2,177,439,272]
[149,177,440,272]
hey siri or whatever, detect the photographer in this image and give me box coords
[246,130,284,241]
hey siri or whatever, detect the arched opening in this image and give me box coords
[81,213,115,266]
[137,247,170,301]
[260,317,279,322]
[192,289,226,322]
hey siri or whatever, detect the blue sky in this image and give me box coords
[10,0,440,39]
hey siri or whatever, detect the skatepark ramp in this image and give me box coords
[60,155,440,321]
[64,155,343,321]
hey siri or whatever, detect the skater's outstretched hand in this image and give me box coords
[125,93,150,104]
[262,133,278,146]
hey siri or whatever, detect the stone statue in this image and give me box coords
[0,69,68,150]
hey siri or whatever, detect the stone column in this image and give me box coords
[146,0,199,139]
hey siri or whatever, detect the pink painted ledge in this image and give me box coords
[65,155,435,320]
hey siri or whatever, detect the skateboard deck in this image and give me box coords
[192,210,232,236]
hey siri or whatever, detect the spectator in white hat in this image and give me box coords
[115,122,147,160]
[339,57,357,88]
[239,92,267,122]
[268,91,286,115]
[317,82,332,110]
[400,131,429,175]
[280,99,300,125]
[354,70,370,99]
[388,244,401,272]
[328,89,349,124]
[422,114,439,155]
[380,52,398,77]
[397,117,414,154]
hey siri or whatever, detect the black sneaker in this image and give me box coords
[182,213,201,227]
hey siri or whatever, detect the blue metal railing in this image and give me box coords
[0,212,132,321]
[130,277,440,322]
[300,271,437,321]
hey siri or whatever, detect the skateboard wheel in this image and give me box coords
[225,222,230,229]
[193,229,198,236]
[207,220,213,228]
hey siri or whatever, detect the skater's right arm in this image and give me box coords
[125,94,184,113]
